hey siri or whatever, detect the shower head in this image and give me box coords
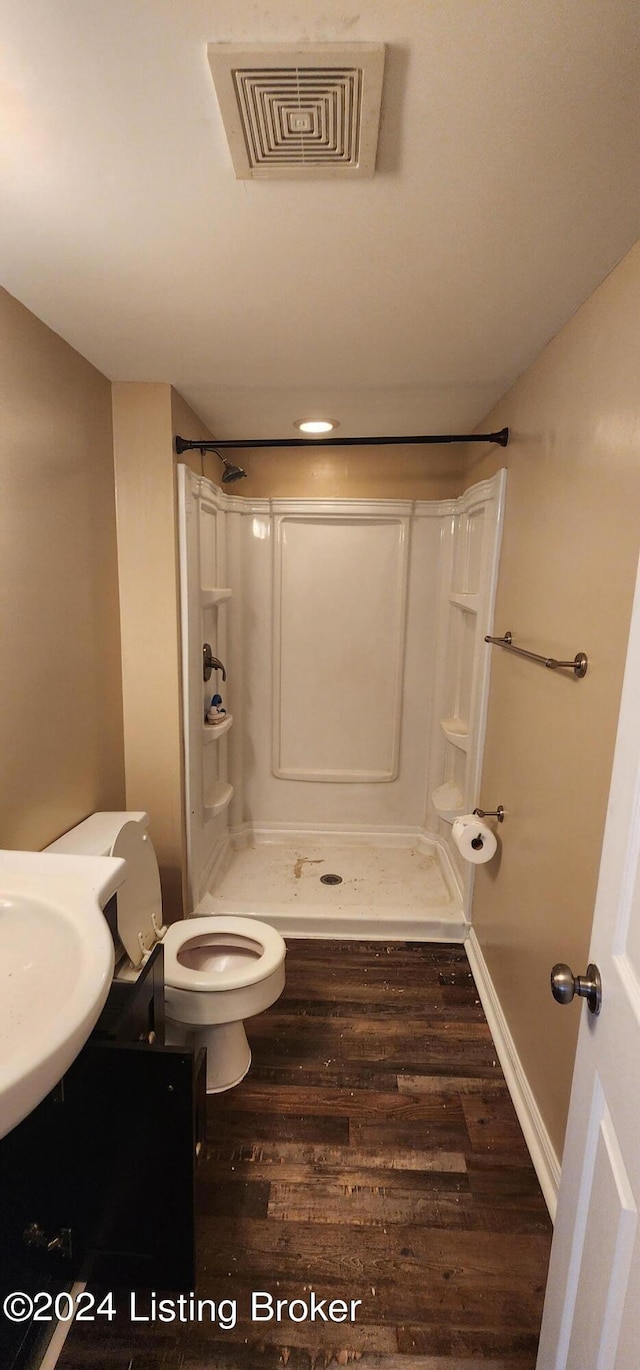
[200,447,248,485]
[220,457,247,484]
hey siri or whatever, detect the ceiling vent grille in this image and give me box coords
[207,43,385,180]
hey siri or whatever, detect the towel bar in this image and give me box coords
[484,632,588,678]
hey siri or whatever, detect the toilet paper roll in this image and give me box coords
[452,814,498,865]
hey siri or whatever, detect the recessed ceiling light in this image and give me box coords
[294,419,339,434]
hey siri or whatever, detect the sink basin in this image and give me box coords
[0,850,126,1140]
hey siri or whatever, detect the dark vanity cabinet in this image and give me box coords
[0,947,206,1368]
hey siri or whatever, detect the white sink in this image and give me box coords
[0,850,126,1140]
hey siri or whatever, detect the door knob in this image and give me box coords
[550,963,602,1015]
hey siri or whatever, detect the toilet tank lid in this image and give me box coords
[46,812,150,857]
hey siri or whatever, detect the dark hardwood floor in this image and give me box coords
[58,941,552,1369]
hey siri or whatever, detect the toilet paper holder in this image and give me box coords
[473,805,505,823]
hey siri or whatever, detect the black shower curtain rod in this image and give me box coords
[175,427,509,453]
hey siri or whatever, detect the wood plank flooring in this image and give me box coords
[58,941,552,1370]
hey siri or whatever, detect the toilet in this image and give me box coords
[46,811,286,1092]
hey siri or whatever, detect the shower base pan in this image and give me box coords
[198,831,466,941]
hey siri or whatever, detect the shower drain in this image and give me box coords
[320,873,343,885]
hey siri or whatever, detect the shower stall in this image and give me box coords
[177,464,505,939]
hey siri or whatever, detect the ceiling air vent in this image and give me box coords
[207,43,385,179]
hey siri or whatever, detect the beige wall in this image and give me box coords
[229,444,464,501]
[171,390,219,484]
[465,241,640,1160]
[169,410,466,500]
[112,383,214,919]
[0,288,125,849]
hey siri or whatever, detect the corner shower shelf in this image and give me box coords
[201,587,232,606]
[440,717,469,752]
[204,782,234,818]
[432,782,465,823]
[203,714,233,743]
[449,592,479,613]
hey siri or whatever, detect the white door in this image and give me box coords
[537,555,640,1368]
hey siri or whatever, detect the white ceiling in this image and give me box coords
[1,0,639,438]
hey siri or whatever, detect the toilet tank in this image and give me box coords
[47,812,165,968]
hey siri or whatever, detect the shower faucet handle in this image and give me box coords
[203,645,226,682]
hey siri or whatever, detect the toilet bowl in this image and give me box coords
[46,812,286,1092]
[163,916,285,1090]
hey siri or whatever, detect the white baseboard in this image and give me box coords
[465,927,560,1222]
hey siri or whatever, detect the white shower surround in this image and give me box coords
[272,510,410,783]
[178,466,506,939]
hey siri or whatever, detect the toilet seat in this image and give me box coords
[111,820,166,966]
[163,915,285,994]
